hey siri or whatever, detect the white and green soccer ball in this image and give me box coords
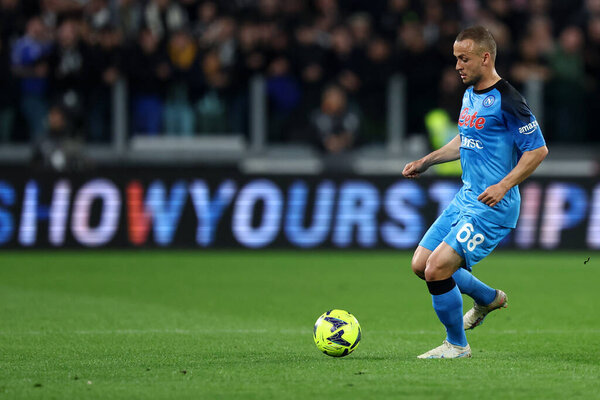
[313,309,361,357]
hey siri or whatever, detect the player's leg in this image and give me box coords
[445,216,512,330]
[424,242,467,346]
[415,232,505,331]
[417,242,470,359]
[420,251,506,330]
[414,242,497,307]
[410,246,431,280]
[413,204,460,280]
[463,288,507,330]
[454,268,508,330]
[453,268,497,307]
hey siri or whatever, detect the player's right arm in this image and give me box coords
[402,134,461,179]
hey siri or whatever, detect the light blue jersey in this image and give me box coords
[420,79,546,268]
[451,79,546,228]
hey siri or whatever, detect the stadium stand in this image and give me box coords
[0,0,598,174]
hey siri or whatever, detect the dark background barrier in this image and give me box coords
[0,168,598,249]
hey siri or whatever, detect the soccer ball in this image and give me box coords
[313,309,361,357]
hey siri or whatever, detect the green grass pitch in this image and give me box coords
[1,250,599,399]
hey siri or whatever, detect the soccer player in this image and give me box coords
[402,26,548,359]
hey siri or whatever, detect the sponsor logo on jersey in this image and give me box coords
[461,135,484,149]
[458,107,486,130]
[483,95,495,107]
[518,120,539,135]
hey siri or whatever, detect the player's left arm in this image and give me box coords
[479,89,548,207]
[477,145,548,207]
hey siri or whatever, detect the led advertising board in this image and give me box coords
[0,170,597,249]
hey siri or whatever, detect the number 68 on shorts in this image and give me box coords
[419,204,512,271]
[456,223,485,251]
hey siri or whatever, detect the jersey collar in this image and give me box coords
[473,79,504,94]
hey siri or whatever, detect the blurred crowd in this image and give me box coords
[1,0,599,156]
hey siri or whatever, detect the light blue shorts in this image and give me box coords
[419,204,512,271]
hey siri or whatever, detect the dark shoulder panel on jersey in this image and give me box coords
[496,79,546,152]
[496,79,533,124]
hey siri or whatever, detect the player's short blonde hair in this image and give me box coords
[456,26,497,62]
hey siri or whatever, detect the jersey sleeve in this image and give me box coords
[502,94,546,152]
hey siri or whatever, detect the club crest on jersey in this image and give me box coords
[458,107,486,130]
[483,95,495,107]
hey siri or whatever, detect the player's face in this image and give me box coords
[453,39,484,86]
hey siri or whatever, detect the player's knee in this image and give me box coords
[410,254,426,280]
[424,255,451,282]
[411,259,426,279]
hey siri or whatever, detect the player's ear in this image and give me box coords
[482,52,491,66]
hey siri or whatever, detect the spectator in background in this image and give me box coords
[359,36,393,143]
[0,35,17,141]
[2,0,600,150]
[395,21,441,135]
[192,1,218,38]
[280,0,308,29]
[198,15,237,70]
[525,0,551,22]
[143,0,188,44]
[256,0,280,24]
[584,16,600,142]
[164,29,201,136]
[457,0,478,22]
[527,16,554,57]
[116,0,143,43]
[179,0,200,21]
[379,0,416,40]
[32,104,88,171]
[231,19,266,136]
[266,54,301,142]
[206,16,247,136]
[546,26,587,143]
[476,12,512,78]
[437,66,463,120]
[11,16,52,140]
[39,0,85,30]
[422,0,443,46]
[314,0,343,32]
[348,12,373,51]
[237,20,266,78]
[326,24,363,97]
[309,84,360,154]
[0,0,26,44]
[87,24,122,142]
[84,0,113,32]
[48,19,89,137]
[570,0,600,29]
[584,16,600,78]
[196,48,229,133]
[435,16,462,66]
[0,0,23,138]
[510,35,550,91]
[127,27,170,135]
[292,22,327,109]
[484,0,523,41]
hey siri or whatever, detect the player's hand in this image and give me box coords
[402,160,428,179]
[478,183,510,207]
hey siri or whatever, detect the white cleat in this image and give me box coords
[463,289,508,330]
[417,340,471,359]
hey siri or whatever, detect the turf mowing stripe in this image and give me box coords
[1,329,599,335]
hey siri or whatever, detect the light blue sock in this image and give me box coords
[431,284,468,347]
[453,268,496,305]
